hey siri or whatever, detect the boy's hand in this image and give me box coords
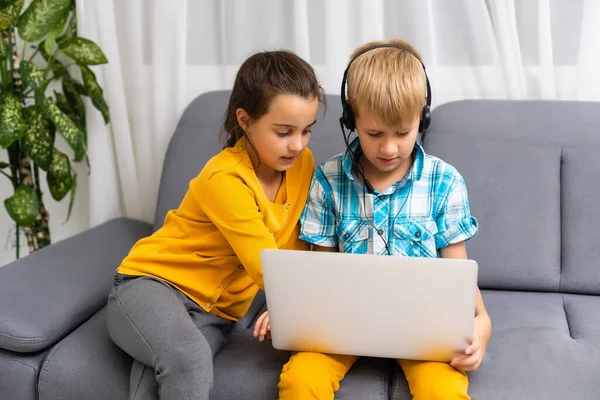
[451,313,491,372]
[253,311,271,342]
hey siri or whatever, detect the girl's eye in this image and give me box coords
[302,129,312,135]
[277,131,291,137]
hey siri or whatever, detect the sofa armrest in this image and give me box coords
[0,218,152,353]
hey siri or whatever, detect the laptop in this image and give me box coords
[260,249,478,362]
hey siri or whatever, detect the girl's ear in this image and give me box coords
[236,108,251,132]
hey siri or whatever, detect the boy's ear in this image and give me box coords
[236,108,251,131]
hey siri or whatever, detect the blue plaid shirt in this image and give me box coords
[299,138,478,257]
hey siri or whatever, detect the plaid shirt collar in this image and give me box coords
[342,137,425,191]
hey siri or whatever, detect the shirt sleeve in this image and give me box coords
[199,170,277,290]
[298,168,338,247]
[434,175,478,249]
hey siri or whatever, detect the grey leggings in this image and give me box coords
[106,274,234,400]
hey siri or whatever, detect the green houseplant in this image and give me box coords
[0,0,110,259]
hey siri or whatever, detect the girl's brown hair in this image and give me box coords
[221,50,324,148]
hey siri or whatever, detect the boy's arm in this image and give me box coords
[299,166,339,249]
[440,242,491,372]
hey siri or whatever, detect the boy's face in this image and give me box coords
[354,105,420,176]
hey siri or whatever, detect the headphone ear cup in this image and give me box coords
[419,106,431,133]
[341,106,356,131]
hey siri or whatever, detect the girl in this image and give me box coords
[106,50,323,400]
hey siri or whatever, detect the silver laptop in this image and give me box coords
[260,249,478,362]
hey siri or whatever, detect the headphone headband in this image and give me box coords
[340,43,432,134]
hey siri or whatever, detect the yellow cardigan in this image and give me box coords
[118,138,314,321]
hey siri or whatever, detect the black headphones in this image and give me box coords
[339,43,432,134]
[338,43,432,195]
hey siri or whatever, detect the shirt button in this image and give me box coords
[377,229,384,235]
[205,302,211,308]
[285,203,290,209]
[343,233,350,239]
[378,195,385,200]
[238,265,244,270]
[415,231,421,238]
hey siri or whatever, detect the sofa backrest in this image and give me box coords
[156,92,600,295]
[154,91,345,231]
[424,100,600,294]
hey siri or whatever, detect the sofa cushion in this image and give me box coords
[561,146,600,295]
[424,100,600,292]
[213,317,394,400]
[390,290,600,399]
[0,348,49,400]
[37,308,131,400]
[0,218,152,353]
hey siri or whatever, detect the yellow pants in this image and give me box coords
[278,352,470,400]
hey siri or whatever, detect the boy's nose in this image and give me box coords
[379,140,398,156]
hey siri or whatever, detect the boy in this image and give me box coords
[261,39,491,399]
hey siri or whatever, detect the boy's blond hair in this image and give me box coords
[347,39,427,128]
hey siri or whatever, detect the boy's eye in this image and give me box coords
[368,131,382,137]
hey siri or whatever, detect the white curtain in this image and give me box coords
[2,0,599,264]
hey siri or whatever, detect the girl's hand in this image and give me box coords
[451,314,491,372]
[253,311,271,342]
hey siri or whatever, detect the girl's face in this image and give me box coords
[238,94,319,176]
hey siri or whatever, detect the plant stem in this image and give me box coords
[7,142,19,187]
[27,47,39,62]
[6,28,13,92]
[15,223,19,259]
[0,31,8,92]
[7,142,20,259]
[0,169,12,181]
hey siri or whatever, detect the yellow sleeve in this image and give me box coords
[198,170,275,290]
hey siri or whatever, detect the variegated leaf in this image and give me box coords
[80,65,110,124]
[20,60,45,91]
[4,185,39,226]
[0,93,25,148]
[43,12,67,55]
[65,170,76,221]
[47,148,73,200]
[17,0,71,42]
[0,31,6,57]
[63,78,85,122]
[59,11,75,42]
[71,80,87,96]
[0,0,23,30]
[0,0,18,9]
[59,37,108,65]
[22,106,55,171]
[54,91,71,115]
[40,97,83,153]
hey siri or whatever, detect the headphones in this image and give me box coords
[340,43,432,133]
[339,43,432,194]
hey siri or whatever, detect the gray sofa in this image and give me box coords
[1,91,599,400]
